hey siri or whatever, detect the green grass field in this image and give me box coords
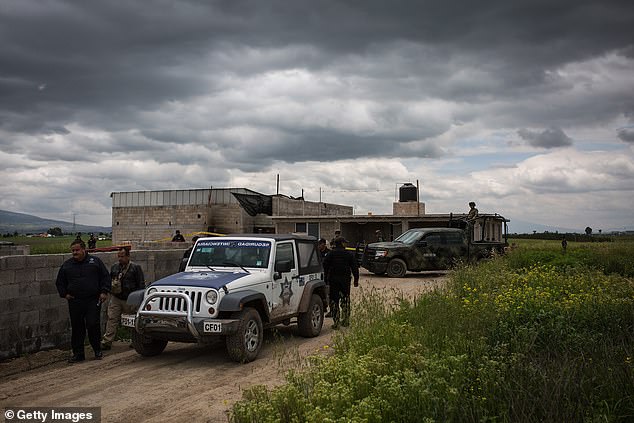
[230,238,634,422]
[3,235,112,254]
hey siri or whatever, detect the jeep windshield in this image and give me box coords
[393,230,424,245]
[188,239,271,269]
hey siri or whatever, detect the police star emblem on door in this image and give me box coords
[279,277,293,306]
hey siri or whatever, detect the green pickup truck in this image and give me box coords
[360,214,509,277]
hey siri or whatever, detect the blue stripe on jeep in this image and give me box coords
[149,271,249,289]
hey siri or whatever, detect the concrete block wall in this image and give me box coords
[273,197,353,216]
[112,205,211,244]
[112,204,262,244]
[393,202,426,216]
[0,248,186,360]
[0,244,30,256]
[275,221,341,243]
[208,204,250,234]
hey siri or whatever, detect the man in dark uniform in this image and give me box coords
[179,235,199,272]
[172,230,185,242]
[101,247,145,350]
[323,237,359,329]
[317,238,330,258]
[87,233,97,249]
[56,239,110,362]
[317,238,332,316]
[467,202,479,221]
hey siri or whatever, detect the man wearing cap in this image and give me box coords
[323,236,359,329]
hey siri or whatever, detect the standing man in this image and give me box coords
[467,202,479,221]
[466,201,479,240]
[317,238,330,258]
[172,230,185,242]
[323,237,359,329]
[330,230,341,249]
[101,247,145,350]
[56,239,110,362]
[87,233,97,249]
[317,238,332,316]
[179,235,199,272]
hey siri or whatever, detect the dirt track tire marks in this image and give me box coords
[0,270,447,422]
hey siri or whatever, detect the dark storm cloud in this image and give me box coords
[617,128,634,143]
[2,1,632,119]
[517,127,573,148]
[220,127,446,166]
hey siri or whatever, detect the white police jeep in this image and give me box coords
[123,234,326,362]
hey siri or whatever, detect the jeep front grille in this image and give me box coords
[154,289,203,313]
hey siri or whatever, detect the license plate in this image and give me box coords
[203,321,222,333]
[121,314,136,327]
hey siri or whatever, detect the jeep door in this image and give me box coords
[270,241,300,319]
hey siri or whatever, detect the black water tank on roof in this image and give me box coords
[399,183,417,202]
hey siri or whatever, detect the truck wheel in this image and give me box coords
[387,258,407,278]
[226,307,263,363]
[131,331,168,357]
[297,294,324,337]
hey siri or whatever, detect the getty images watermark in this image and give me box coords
[3,407,100,423]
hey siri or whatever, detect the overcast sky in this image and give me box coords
[1,0,633,233]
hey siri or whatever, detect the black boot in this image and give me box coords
[330,301,340,329]
[340,297,350,327]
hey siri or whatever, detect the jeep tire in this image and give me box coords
[297,294,324,337]
[387,258,407,278]
[131,331,168,357]
[226,307,263,363]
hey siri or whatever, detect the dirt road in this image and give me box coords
[0,270,447,422]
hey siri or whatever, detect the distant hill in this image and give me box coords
[507,218,633,235]
[507,219,581,235]
[0,209,111,235]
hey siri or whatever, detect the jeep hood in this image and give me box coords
[150,271,250,289]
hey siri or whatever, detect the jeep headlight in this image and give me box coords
[374,250,388,258]
[206,289,218,305]
[147,287,158,295]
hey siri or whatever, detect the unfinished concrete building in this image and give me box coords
[111,188,352,244]
[112,184,508,247]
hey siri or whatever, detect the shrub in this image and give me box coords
[230,242,634,423]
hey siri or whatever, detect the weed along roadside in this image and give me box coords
[230,238,634,423]
[0,269,446,422]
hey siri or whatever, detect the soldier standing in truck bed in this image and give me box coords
[467,202,479,221]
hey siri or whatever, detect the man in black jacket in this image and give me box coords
[56,239,110,362]
[322,237,359,329]
[101,247,145,350]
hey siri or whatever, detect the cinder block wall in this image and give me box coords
[0,249,186,360]
[112,204,259,244]
[273,197,353,216]
[0,245,30,256]
[112,205,211,244]
[393,202,426,216]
